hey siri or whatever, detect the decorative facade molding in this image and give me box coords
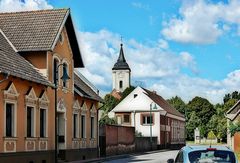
[39,91,49,108]
[4,82,19,100]
[25,87,38,105]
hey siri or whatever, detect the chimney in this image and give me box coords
[152,90,157,94]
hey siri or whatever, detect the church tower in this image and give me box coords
[112,43,131,92]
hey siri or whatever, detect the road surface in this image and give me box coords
[103,150,178,163]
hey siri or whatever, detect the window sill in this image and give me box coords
[3,137,18,141]
[25,137,38,141]
[39,137,48,141]
[72,138,81,141]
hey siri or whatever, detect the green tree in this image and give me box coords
[120,86,135,102]
[99,114,117,126]
[101,94,119,113]
[229,120,240,137]
[186,111,200,140]
[207,130,216,140]
[167,96,186,115]
[187,96,215,134]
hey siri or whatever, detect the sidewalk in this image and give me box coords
[68,149,170,163]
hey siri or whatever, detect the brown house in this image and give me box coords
[0,9,102,162]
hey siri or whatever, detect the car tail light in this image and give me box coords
[207,148,217,151]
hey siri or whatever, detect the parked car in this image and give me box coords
[167,145,238,163]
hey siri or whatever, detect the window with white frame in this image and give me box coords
[81,115,86,138]
[27,106,34,137]
[6,103,15,137]
[40,108,47,137]
[73,114,78,138]
[90,117,95,138]
[142,115,153,125]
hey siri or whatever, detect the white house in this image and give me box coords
[109,86,186,149]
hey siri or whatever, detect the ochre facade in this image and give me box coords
[0,25,100,162]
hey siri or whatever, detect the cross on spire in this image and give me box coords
[120,36,123,46]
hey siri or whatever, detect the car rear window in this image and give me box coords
[188,150,236,163]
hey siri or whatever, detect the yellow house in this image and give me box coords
[0,8,102,162]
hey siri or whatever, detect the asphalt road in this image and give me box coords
[103,150,179,163]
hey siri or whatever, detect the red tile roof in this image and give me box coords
[143,88,185,118]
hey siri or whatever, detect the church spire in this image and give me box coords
[112,43,131,71]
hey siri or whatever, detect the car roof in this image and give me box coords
[182,145,233,153]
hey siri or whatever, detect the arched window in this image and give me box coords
[62,63,68,87]
[119,80,123,89]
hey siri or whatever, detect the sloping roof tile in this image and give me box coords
[0,9,68,51]
[0,31,52,86]
[143,88,185,118]
[74,73,103,102]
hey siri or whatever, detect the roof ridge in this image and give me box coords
[0,8,69,15]
[0,29,17,52]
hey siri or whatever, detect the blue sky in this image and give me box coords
[2,0,240,104]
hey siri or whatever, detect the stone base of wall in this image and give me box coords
[0,150,54,163]
[59,148,99,162]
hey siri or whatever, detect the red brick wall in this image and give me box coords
[103,125,135,156]
[234,132,240,152]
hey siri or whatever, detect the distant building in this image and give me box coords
[112,44,131,92]
[0,9,102,162]
[226,101,240,152]
[109,86,186,149]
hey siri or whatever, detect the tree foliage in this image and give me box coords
[99,86,135,125]
[229,121,240,137]
[120,86,135,102]
[167,96,186,115]
[207,130,216,140]
[187,97,215,127]
[186,111,200,140]
[223,91,240,103]
[99,114,117,126]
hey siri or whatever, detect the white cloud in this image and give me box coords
[0,0,52,12]
[77,29,240,104]
[151,70,240,104]
[162,0,240,44]
[158,39,169,49]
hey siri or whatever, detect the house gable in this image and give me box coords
[226,100,240,121]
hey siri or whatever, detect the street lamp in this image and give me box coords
[150,102,157,150]
[54,63,70,163]
[0,71,9,83]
